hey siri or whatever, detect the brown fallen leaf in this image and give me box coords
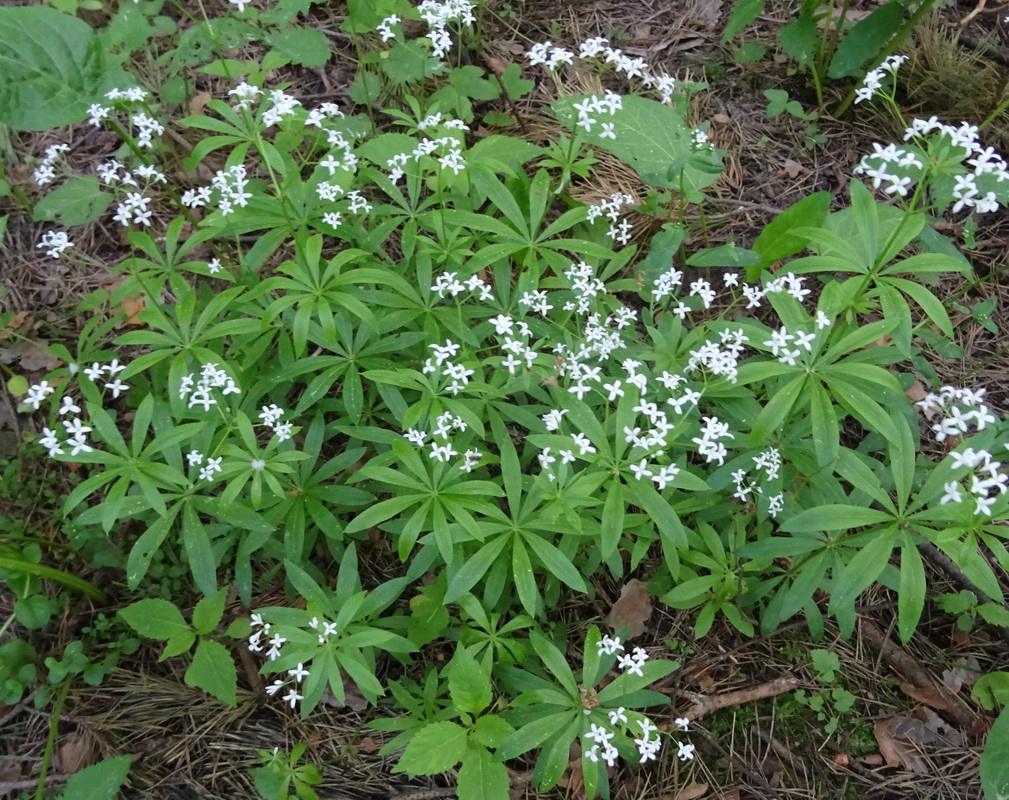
[782,159,804,178]
[188,90,212,117]
[358,736,380,754]
[900,681,948,710]
[647,783,709,800]
[0,339,61,372]
[605,579,653,639]
[874,717,930,774]
[0,310,29,340]
[942,656,980,693]
[56,728,97,773]
[117,293,147,328]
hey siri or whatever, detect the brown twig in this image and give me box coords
[682,675,802,721]
[858,618,982,734]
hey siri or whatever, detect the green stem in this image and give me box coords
[35,679,70,800]
[0,557,107,604]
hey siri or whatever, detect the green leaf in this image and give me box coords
[552,95,723,196]
[33,177,112,227]
[827,1,905,78]
[267,25,330,68]
[119,599,191,640]
[752,192,831,271]
[394,721,468,776]
[458,746,510,800]
[749,374,805,445]
[898,536,926,645]
[686,243,760,268]
[981,705,1009,800]
[473,715,515,749]
[828,529,897,634]
[447,644,492,716]
[500,63,534,99]
[722,0,764,42]
[191,588,227,635]
[0,6,129,131]
[779,13,817,65]
[184,638,237,706]
[781,505,892,533]
[57,754,133,800]
[498,712,573,760]
[160,630,196,660]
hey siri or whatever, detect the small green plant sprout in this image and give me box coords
[937,589,1009,631]
[391,643,513,799]
[793,649,857,736]
[0,638,37,705]
[251,743,323,800]
[495,627,684,799]
[119,590,240,706]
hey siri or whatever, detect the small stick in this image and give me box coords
[682,676,801,721]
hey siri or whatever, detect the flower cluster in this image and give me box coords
[33,142,69,186]
[259,403,294,442]
[376,14,400,42]
[36,230,73,259]
[416,0,476,58]
[179,363,241,411]
[585,636,695,765]
[421,339,476,396]
[941,447,1009,517]
[405,410,481,471]
[916,385,996,443]
[182,164,253,216]
[731,447,785,518]
[854,111,1009,213]
[532,36,684,104]
[383,127,467,184]
[586,191,634,245]
[854,54,907,104]
[431,271,493,301]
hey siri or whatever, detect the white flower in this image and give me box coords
[939,481,963,506]
[597,635,624,656]
[187,450,204,467]
[288,663,310,682]
[608,707,628,726]
[105,379,129,399]
[282,689,303,708]
[59,396,81,416]
[677,742,696,761]
[675,717,690,731]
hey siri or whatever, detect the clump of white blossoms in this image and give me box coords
[529,35,686,104]
[914,385,1009,517]
[587,635,695,766]
[36,230,73,259]
[415,0,476,59]
[33,142,70,186]
[854,54,907,104]
[852,57,1009,215]
[25,359,130,458]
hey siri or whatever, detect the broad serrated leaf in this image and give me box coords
[33,177,112,227]
[981,705,1009,800]
[184,638,237,706]
[0,6,129,131]
[457,746,509,800]
[119,598,191,640]
[191,588,227,635]
[268,25,331,68]
[447,645,492,715]
[552,95,723,196]
[393,721,468,776]
[57,754,133,800]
